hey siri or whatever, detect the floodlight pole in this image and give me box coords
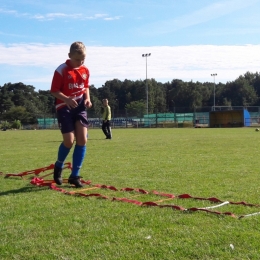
[211,73,217,111]
[142,53,151,122]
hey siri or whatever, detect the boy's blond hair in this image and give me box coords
[69,41,86,55]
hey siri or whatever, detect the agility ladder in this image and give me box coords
[2,163,260,219]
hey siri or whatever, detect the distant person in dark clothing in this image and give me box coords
[102,99,112,139]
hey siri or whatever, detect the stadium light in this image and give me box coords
[142,53,151,121]
[211,73,217,111]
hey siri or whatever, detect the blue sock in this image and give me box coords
[71,145,86,177]
[55,143,71,168]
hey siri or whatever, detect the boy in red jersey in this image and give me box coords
[50,41,92,188]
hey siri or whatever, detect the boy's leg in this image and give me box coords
[54,107,75,185]
[106,120,112,139]
[102,121,108,137]
[54,132,74,185]
[69,121,88,188]
[71,144,86,175]
[55,142,71,168]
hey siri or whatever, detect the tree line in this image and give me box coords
[0,71,260,124]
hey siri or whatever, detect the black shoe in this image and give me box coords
[68,176,83,188]
[53,165,63,185]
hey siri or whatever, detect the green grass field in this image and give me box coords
[1,128,260,260]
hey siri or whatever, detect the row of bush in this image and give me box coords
[0,120,22,130]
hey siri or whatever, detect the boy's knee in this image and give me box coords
[76,139,87,146]
[63,141,74,149]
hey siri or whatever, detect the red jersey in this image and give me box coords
[51,59,90,110]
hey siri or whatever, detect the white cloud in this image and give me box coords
[139,0,259,35]
[0,43,259,90]
[0,8,17,15]
[104,16,122,21]
[32,12,109,21]
[0,7,120,21]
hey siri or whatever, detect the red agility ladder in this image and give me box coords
[2,163,260,219]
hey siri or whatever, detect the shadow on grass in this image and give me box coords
[0,184,49,196]
[45,139,107,142]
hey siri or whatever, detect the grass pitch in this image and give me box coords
[1,128,260,259]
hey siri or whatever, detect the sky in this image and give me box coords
[0,0,259,91]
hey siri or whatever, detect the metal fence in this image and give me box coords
[2,106,260,130]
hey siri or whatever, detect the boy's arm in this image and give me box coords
[51,91,78,109]
[108,106,111,117]
[84,88,92,108]
[104,107,108,120]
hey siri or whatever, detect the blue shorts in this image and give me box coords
[57,101,88,134]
